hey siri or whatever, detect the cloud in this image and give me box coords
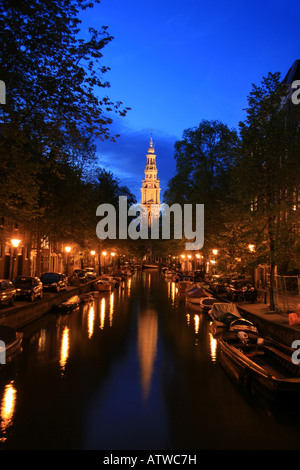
[95,118,177,201]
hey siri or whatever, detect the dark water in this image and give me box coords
[1,269,300,450]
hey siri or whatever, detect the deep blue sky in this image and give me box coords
[80,0,300,201]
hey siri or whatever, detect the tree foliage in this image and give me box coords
[0,0,130,222]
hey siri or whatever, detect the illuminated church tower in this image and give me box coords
[141,136,161,227]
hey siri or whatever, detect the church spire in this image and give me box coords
[140,135,161,225]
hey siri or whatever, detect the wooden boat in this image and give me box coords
[208,302,241,327]
[177,275,195,292]
[199,296,218,312]
[164,270,176,279]
[219,323,300,398]
[185,286,208,304]
[53,295,81,312]
[95,279,112,292]
[79,293,94,303]
[0,326,23,363]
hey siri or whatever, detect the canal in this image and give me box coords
[1,269,300,450]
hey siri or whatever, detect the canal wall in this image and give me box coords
[0,281,95,329]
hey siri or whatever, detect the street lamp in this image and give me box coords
[91,250,96,268]
[102,251,107,273]
[65,246,71,275]
[11,239,21,280]
[212,249,218,256]
[11,239,21,248]
[248,244,255,252]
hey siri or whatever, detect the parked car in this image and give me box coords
[13,276,43,301]
[84,267,97,279]
[0,280,16,307]
[209,276,231,293]
[226,279,257,302]
[40,272,67,292]
[72,269,88,283]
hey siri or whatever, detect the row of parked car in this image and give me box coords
[209,275,258,302]
[0,267,98,307]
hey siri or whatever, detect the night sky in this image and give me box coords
[80,0,300,201]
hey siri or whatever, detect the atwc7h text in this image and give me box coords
[103,454,197,466]
[96,196,204,251]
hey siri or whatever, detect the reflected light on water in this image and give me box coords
[109,293,114,326]
[186,313,190,325]
[88,304,95,338]
[209,333,217,363]
[167,282,177,305]
[38,328,47,352]
[60,326,70,374]
[100,297,106,329]
[0,381,17,442]
[194,315,200,334]
[138,310,158,401]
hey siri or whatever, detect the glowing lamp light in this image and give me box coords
[212,249,218,256]
[248,244,255,252]
[181,254,185,259]
[111,252,115,257]
[65,246,71,253]
[195,254,200,259]
[91,250,96,256]
[187,254,191,259]
[102,251,107,256]
[11,239,21,248]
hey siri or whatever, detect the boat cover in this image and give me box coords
[200,297,217,306]
[210,303,241,321]
[186,287,207,298]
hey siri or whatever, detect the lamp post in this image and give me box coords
[11,239,21,280]
[65,246,71,276]
[111,252,115,269]
[91,250,96,269]
[102,251,107,273]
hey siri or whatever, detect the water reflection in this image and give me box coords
[100,296,105,329]
[137,309,158,400]
[88,304,95,338]
[167,281,177,305]
[0,381,17,442]
[209,332,217,363]
[59,326,70,374]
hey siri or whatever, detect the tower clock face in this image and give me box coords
[148,183,152,187]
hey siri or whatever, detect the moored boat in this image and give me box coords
[208,302,241,327]
[0,326,23,363]
[79,293,94,303]
[53,295,81,312]
[185,286,208,304]
[177,275,195,292]
[219,323,300,399]
[95,279,112,292]
[199,296,218,312]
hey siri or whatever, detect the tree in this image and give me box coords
[0,0,130,222]
[164,120,240,256]
[235,72,300,310]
